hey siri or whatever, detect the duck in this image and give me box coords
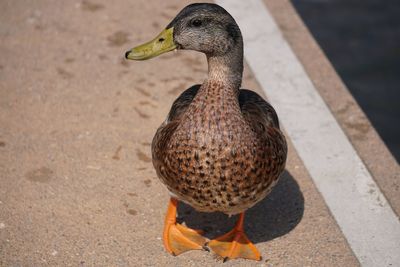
[125,3,287,261]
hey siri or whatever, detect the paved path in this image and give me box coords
[0,0,398,266]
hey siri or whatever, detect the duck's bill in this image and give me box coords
[125,27,176,60]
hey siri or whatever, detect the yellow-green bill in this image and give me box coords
[125,27,176,60]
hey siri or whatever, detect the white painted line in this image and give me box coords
[216,0,400,266]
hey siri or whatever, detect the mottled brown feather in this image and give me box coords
[152,82,287,215]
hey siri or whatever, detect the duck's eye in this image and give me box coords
[191,19,202,27]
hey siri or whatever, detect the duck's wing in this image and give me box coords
[239,89,287,183]
[152,84,200,169]
[166,84,201,123]
[239,89,280,130]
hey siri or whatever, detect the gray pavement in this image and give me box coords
[264,0,400,219]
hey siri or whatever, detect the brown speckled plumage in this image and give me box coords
[150,3,287,215]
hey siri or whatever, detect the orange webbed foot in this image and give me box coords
[208,212,261,261]
[164,222,207,255]
[163,198,207,255]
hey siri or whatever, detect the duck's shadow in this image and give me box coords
[177,170,304,243]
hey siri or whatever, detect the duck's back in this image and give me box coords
[152,83,287,215]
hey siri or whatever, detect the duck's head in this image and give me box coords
[125,3,242,60]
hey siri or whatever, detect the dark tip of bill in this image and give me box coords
[124,51,130,59]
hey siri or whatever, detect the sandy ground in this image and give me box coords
[0,0,362,266]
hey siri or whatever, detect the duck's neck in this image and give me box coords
[182,44,246,137]
[205,45,243,91]
[188,43,244,114]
